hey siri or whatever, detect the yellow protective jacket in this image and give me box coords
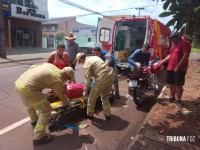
[83,56,113,93]
[15,63,69,103]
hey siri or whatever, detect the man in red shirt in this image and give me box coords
[160,32,191,107]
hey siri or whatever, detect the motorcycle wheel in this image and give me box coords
[132,85,146,106]
[151,74,159,93]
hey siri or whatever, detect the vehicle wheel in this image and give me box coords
[132,86,146,106]
[151,74,159,91]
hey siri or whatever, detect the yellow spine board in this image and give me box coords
[50,97,85,109]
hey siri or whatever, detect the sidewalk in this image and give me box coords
[128,58,200,150]
[0,47,54,64]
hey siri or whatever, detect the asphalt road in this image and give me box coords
[0,59,157,150]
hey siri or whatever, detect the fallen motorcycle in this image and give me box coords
[127,61,163,106]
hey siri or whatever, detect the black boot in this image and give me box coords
[33,135,53,146]
[85,115,94,120]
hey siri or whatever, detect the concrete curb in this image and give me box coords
[0,58,45,64]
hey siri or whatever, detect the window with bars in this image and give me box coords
[25,0,31,7]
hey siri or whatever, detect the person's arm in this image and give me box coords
[50,81,70,105]
[73,44,80,64]
[63,52,71,67]
[104,54,112,66]
[128,52,137,67]
[76,44,80,53]
[174,42,191,72]
[83,63,92,95]
[160,55,170,65]
[47,52,55,64]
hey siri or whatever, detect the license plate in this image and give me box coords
[129,80,138,87]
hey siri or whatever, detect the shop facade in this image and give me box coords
[3,0,48,48]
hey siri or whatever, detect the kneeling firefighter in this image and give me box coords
[15,63,75,145]
[76,53,114,120]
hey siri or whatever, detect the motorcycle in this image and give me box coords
[127,61,163,106]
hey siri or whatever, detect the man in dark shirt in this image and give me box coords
[65,32,80,70]
[128,43,151,69]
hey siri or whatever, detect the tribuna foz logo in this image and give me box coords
[166,136,195,142]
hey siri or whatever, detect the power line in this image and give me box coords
[58,0,164,18]
[58,0,99,15]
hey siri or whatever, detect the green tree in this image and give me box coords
[157,0,200,35]
[54,32,65,44]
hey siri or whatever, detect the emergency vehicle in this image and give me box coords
[96,16,171,70]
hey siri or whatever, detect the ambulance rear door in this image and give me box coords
[96,17,115,49]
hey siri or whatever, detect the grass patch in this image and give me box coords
[192,47,200,53]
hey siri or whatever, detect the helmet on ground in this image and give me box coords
[151,62,163,74]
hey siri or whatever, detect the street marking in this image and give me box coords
[0,117,30,135]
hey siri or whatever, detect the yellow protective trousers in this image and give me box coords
[15,80,51,140]
[87,73,113,117]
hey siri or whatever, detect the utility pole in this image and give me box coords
[0,1,6,58]
[135,7,144,17]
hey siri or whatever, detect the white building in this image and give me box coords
[42,17,97,48]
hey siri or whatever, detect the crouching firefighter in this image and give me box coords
[15,63,75,145]
[76,53,114,120]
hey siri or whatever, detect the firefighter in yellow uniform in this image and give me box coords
[15,63,75,145]
[76,53,114,120]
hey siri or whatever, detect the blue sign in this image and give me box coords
[3,1,11,16]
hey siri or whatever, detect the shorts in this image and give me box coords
[167,70,186,86]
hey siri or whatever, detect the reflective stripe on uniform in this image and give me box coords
[35,124,45,131]
[48,65,62,81]
[15,79,31,94]
[34,98,48,107]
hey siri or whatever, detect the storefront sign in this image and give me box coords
[3,2,11,16]
[16,6,45,19]
[72,26,97,33]
[79,26,97,30]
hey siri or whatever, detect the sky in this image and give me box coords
[48,0,172,26]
